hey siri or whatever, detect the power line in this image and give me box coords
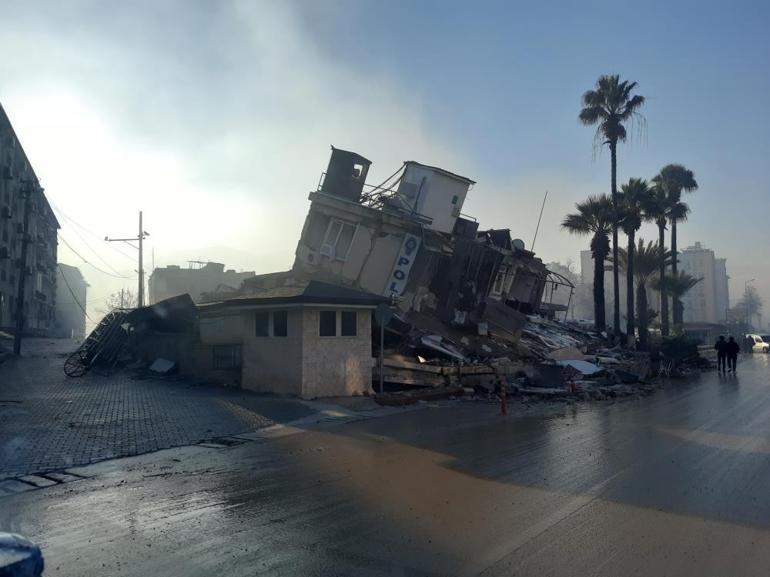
[58,233,133,279]
[48,201,136,262]
[59,219,127,276]
[57,263,94,323]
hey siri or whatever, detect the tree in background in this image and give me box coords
[562,195,614,331]
[653,272,701,334]
[652,164,698,326]
[644,182,671,336]
[617,239,670,349]
[618,178,652,341]
[579,74,645,339]
[736,285,763,330]
[101,289,138,314]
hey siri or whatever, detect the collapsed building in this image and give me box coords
[69,147,584,398]
[293,147,550,329]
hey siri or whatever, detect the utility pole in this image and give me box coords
[105,210,149,308]
[138,211,144,307]
[13,180,35,356]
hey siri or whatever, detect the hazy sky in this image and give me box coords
[2,0,769,325]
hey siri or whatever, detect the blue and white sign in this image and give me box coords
[384,233,421,296]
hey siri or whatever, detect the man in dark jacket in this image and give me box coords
[727,336,741,373]
[714,335,728,373]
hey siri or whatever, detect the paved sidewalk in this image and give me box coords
[0,338,316,479]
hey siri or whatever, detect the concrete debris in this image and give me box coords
[78,147,708,402]
[419,334,467,362]
[547,346,587,361]
[555,359,603,376]
[149,358,176,375]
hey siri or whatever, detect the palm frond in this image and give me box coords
[654,271,701,298]
[579,74,645,148]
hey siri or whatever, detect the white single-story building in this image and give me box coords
[197,279,387,398]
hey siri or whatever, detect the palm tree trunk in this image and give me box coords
[637,281,648,349]
[610,140,621,340]
[658,220,669,336]
[593,248,606,331]
[671,218,683,328]
[626,230,635,342]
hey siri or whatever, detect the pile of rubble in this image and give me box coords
[375,312,713,406]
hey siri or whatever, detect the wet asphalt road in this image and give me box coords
[3,355,770,576]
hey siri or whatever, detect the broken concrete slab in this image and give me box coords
[149,358,176,374]
[419,335,467,362]
[555,359,603,376]
[547,347,587,361]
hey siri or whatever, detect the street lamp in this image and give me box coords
[745,278,755,331]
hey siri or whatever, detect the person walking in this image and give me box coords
[727,336,741,373]
[714,335,728,373]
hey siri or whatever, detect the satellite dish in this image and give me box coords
[512,238,525,251]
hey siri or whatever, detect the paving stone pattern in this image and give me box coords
[0,343,315,479]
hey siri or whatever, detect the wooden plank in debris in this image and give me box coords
[373,368,446,387]
[382,358,445,374]
[456,365,496,375]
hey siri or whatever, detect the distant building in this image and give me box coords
[0,103,60,335]
[714,258,729,322]
[55,264,88,338]
[679,242,729,323]
[148,261,255,304]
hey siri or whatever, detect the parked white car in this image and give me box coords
[745,334,770,353]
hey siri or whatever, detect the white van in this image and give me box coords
[745,334,770,353]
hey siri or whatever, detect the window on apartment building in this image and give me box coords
[320,219,357,261]
[255,311,269,337]
[492,268,506,295]
[341,311,357,336]
[319,310,337,336]
[212,344,242,370]
[273,310,288,337]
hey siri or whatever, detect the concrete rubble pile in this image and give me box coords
[92,146,708,401]
[253,147,707,401]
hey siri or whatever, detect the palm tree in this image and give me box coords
[562,195,614,330]
[644,183,670,336]
[618,178,652,341]
[652,164,698,326]
[618,239,670,349]
[653,272,701,334]
[580,75,645,339]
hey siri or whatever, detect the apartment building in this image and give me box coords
[55,263,88,338]
[679,242,729,323]
[0,103,59,335]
